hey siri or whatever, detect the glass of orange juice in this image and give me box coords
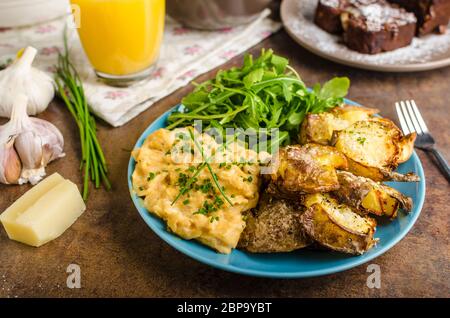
[71,0,165,86]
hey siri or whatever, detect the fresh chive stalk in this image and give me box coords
[55,34,111,201]
[188,129,233,207]
[171,128,233,207]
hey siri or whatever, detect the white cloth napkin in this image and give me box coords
[0,10,281,127]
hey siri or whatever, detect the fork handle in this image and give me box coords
[429,147,450,182]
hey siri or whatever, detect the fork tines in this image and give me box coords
[395,100,429,136]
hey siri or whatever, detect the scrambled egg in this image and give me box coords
[132,127,265,254]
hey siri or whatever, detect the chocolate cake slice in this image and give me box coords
[314,0,417,54]
[314,0,348,33]
[388,0,450,35]
[342,1,417,54]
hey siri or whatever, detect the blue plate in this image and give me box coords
[128,100,426,278]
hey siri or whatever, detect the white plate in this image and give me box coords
[0,0,69,28]
[281,0,450,72]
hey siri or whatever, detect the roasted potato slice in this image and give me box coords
[269,143,348,195]
[299,105,379,145]
[300,193,377,255]
[344,158,420,182]
[238,195,312,253]
[397,132,416,164]
[334,171,413,218]
[332,118,417,181]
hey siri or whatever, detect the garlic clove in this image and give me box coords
[14,130,43,169]
[0,140,22,184]
[5,148,22,184]
[30,117,65,165]
[11,95,65,185]
[0,46,55,118]
[15,118,65,169]
[0,95,25,185]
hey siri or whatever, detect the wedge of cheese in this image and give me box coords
[0,173,86,247]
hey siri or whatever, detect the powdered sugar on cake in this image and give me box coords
[321,0,340,8]
[286,0,450,65]
[356,3,416,32]
[320,0,417,32]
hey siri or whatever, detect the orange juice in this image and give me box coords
[71,0,165,78]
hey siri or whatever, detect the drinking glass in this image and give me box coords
[71,0,165,86]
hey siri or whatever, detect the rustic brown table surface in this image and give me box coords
[1,30,449,298]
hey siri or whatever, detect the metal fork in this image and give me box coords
[396,100,450,182]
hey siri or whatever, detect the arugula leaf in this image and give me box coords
[243,68,264,88]
[271,54,288,74]
[287,111,304,127]
[167,49,350,152]
[181,89,209,106]
[319,77,350,100]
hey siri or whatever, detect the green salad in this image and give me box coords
[167,49,350,152]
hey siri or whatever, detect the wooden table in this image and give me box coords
[1,30,449,298]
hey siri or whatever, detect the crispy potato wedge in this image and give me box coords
[345,157,420,182]
[238,195,312,253]
[397,132,417,164]
[269,143,348,195]
[300,193,377,255]
[299,105,379,145]
[332,118,418,181]
[334,171,413,218]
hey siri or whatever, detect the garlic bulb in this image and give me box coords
[0,46,55,118]
[12,95,64,185]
